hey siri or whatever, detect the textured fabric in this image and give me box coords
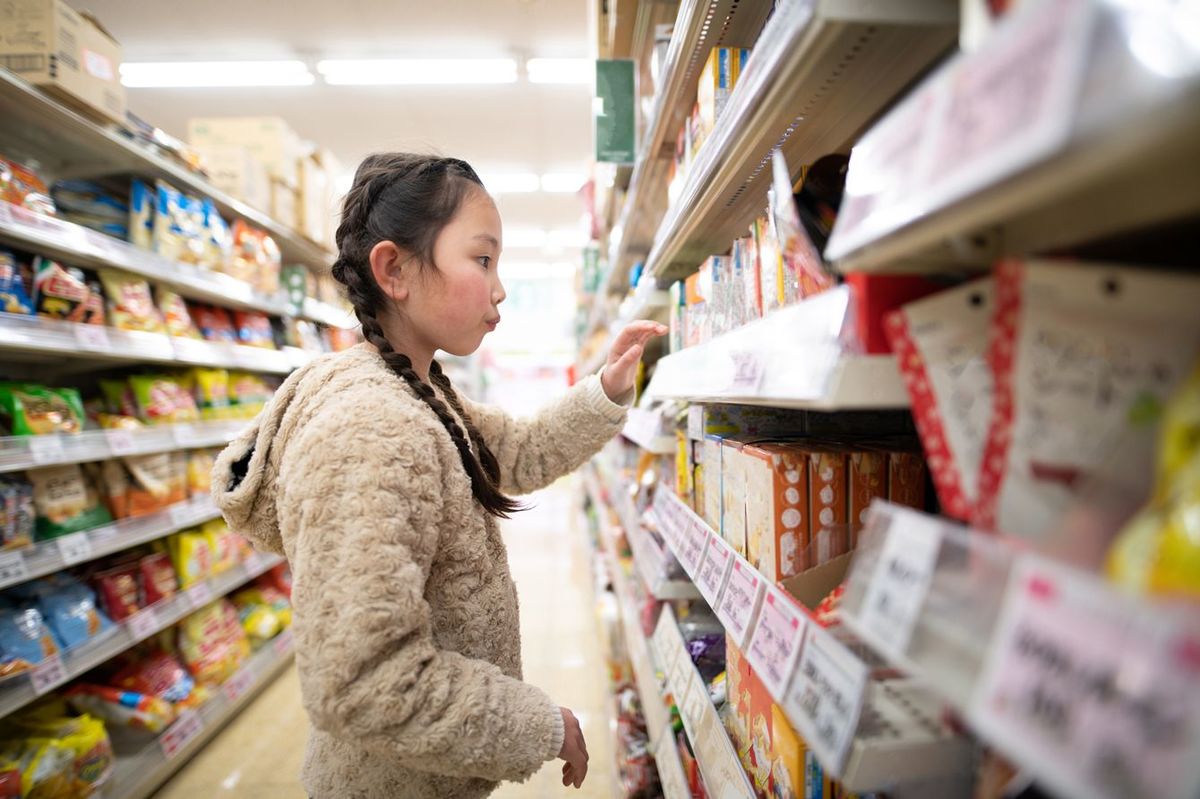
[212,344,627,798]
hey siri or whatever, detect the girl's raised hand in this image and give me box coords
[600,321,668,402]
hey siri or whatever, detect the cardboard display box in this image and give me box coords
[194,145,271,214]
[188,116,305,189]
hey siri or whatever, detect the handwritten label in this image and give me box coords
[127,607,160,641]
[272,627,295,655]
[747,587,809,701]
[729,350,765,393]
[31,654,68,695]
[716,558,764,647]
[186,581,214,609]
[103,428,137,456]
[695,535,733,607]
[971,556,1200,799]
[74,324,112,352]
[28,436,64,465]
[0,551,29,585]
[783,625,868,775]
[55,532,93,566]
[223,668,256,703]
[858,509,943,657]
[160,710,204,759]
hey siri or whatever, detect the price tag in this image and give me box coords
[686,406,704,441]
[682,676,707,729]
[169,502,195,528]
[103,428,137,456]
[186,581,214,609]
[783,625,868,775]
[656,733,690,799]
[160,710,205,759]
[31,654,68,696]
[971,556,1200,799]
[273,627,295,655]
[127,607,160,641]
[695,535,733,607]
[28,436,64,465]
[677,522,707,578]
[716,558,765,647]
[747,586,809,701]
[728,350,765,394]
[171,424,199,447]
[55,532,93,566]
[73,324,112,352]
[89,524,118,542]
[223,668,256,703]
[857,508,943,658]
[0,551,29,585]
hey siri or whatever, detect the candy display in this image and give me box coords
[98,269,166,334]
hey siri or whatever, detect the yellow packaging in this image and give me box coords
[696,48,736,145]
[187,449,216,498]
[178,600,249,685]
[169,529,213,588]
[202,519,239,575]
[675,431,693,509]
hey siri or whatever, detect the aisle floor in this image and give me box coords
[153,480,615,799]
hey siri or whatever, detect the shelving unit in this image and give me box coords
[621,407,677,455]
[654,725,692,799]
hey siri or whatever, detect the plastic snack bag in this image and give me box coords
[8,709,114,795]
[98,269,166,334]
[0,383,84,437]
[0,477,34,551]
[203,199,233,271]
[0,738,73,799]
[129,179,154,250]
[0,251,33,315]
[156,287,201,338]
[153,181,207,264]
[189,304,237,343]
[129,375,200,426]
[28,464,112,540]
[113,649,201,708]
[24,575,113,649]
[0,156,55,216]
[232,310,276,349]
[0,604,59,676]
[230,220,282,293]
[31,258,98,323]
[65,684,175,733]
[203,519,239,575]
[191,368,231,420]
[168,530,213,589]
[140,552,178,605]
[177,600,249,684]
[186,449,216,498]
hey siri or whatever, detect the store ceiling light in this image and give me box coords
[478,172,540,194]
[317,59,518,85]
[120,60,314,88]
[527,58,592,85]
[541,172,587,193]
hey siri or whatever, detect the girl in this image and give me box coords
[212,153,665,799]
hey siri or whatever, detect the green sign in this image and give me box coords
[595,59,636,164]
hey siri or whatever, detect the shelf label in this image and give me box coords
[169,502,195,528]
[716,558,764,647]
[971,556,1200,799]
[695,535,733,607]
[28,435,64,465]
[747,586,809,701]
[857,509,943,658]
[103,428,137,456]
[73,324,112,352]
[728,350,766,393]
[89,524,118,542]
[161,710,205,759]
[676,521,707,578]
[55,531,93,566]
[656,732,690,799]
[243,551,262,574]
[127,607,160,641]
[0,551,29,585]
[186,581,214,609]
[31,654,68,696]
[682,675,707,730]
[171,424,199,447]
[686,406,704,440]
[272,627,295,656]
[223,667,256,703]
[783,625,868,776]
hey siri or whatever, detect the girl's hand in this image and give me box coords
[601,321,668,402]
[558,707,589,789]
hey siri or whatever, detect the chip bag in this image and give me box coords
[98,269,166,334]
[232,310,275,349]
[0,477,35,551]
[129,179,154,250]
[168,529,213,589]
[0,604,59,676]
[203,199,233,271]
[31,258,103,324]
[191,368,231,420]
[153,181,207,265]
[189,304,237,343]
[28,464,112,540]
[0,383,84,436]
[130,375,200,426]
[186,449,216,498]
[0,250,32,315]
[156,287,201,339]
[65,683,175,733]
[177,600,248,685]
[140,552,178,605]
[24,575,112,650]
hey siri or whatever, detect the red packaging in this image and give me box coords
[888,451,927,511]
[845,273,943,354]
[849,451,888,546]
[808,450,848,567]
[232,310,276,349]
[260,563,292,598]
[94,562,141,621]
[190,304,237,343]
[114,649,200,708]
[140,552,178,604]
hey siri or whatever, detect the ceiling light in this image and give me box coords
[527,58,593,85]
[317,59,518,85]
[478,172,540,194]
[540,172,587,193]
[120,61,314,88]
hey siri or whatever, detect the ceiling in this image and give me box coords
[81,0,597,243]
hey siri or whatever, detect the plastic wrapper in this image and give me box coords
[156,287,201,339]
[285,318,325,352]
[4,707,113,796]
[0,156,54,216]
[129,179,154,250]
[28,464,112,540]
[0,605,58,677]
[186,449,216,498]
[152,181,207,265]
[92,561,141,621]
[177,600,249,685]
[0,738,72,798]
[232,310,275,349]
[91,452,174,520]
[191,368,231,420]
[51,180,128,240]
[203,519,240,575]
[139,552,178,605]
[229,372,273,418]
[230,220,282,294]
[203,200,232,270]
[0,477,34,551]
[190,304,237,343]
[0,383,84,437]
[22,575,112,650]
[0,250,33,315]
[113,649,201,708]
[31,258,104,324]
[99,379,138,419]
[98,268,166,334]
[130,375,200,426]
[65,683,175,733]
[232,585,292,643]
[168,529,214,589]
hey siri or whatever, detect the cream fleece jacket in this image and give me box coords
[211,344,628,799]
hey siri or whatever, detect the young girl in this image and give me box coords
[212,153,665,799]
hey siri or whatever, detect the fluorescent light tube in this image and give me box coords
[540,172,587,193]
[120,61,314,88]
[318,59,518,85]
[527,58,593,85]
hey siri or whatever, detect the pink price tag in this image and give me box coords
[223,668,256,703]
[160,710,204,759]
[186,582,214,609]
[30,654,68,696]
[717,559,764,646]
[677,523,707,577]
[127,608,160,641]
[104,428,137,456]
[747,587,808,701]
[695,536,732,606]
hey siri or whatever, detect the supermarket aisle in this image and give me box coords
[154,478,614,798]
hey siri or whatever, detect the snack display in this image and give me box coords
[152,181,207,265]
[189,304,237,343]
[156,287,202,339]
[98,269,166,334]
[0,383,84,437]
[177,599,249,685]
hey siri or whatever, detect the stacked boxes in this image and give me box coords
[744,444,808,584]
[727,635,807,798]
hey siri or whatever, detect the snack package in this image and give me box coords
[22,575,112,650]
[0,604,59,676]
[168,529,214,589]
[230,220,282,294]
[284,318,325,353]
[165,451,188,506]
[0,477,34,550]
[129,179,154,250]
[0,383,84,436]
[0,157,54,215]
[769,151,833,304]
[186,449,216,498]
[190,368,230,421]
[153,181,207,264]
[92,561,142,621]
[99,379,138,419]
[203,519,240,575]
[65,684,175,733]
[31,258,103,323]
[203,200,233,270]
[232,310,276,349]
[189,304,237,343]
[977,260,1200,542]
[177,600,249,685]
[114,649,201,708]
[228,372,273,418]
[130,375,201,426]
[156,287,202,339]
[139,552,178,605]
[28,464,112,540]
[93,452,173,522]
[0,738,73,798]
[98,269,166,334]
[7,707,114,796]
[0,251,33,315]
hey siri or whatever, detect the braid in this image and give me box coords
[429,361,505,485]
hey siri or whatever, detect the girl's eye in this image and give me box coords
[477,256,491,269]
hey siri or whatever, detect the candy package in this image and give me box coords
[168,529,213,589]
[191,368,231,420]
[98,269,166,334]
[140,552,178,605]
[177,600,249,685]
[153,181,207,264]
[0,251,33,315]
[31,258,104,324]
[129,179,154,250]
[65,683,175,733]
[156,287,201,338]
[190,304,237,343]
[0,157,54,216]
[232,310,275,349]
[28,464,112,540]
[0,383,84,436]
[0,477,34,551]
[0,604,58,677]
[129,375,200,426]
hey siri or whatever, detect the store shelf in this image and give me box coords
[604,0,773,295]
[0,552,284,720]
[0,419,249,474]
[827,0,1200,273]
[102,628,296,799]
[0,69,332,271]
[840,501,1200,799]
[0,496,221,591]
[643,289,909,411]
[646,0,957,285]
[654,726,693,799]
[621,407,676,455]
[302,297,357,330]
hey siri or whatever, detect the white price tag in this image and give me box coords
[857,509,943,658]
[103,428,137,456]
[55,532,93,566]
[89,524,118,542]
[682,676,707,730]
[669,654,688,700]
[971,556,1200,799]
[169,502,194,528]
[747,586,809,701]
[676,522,707,578]
[272,627,295,655]
[652,612,678,673]
[695,535,733,607]
[223,668,256,703]
[28,436,64,465]
[73,324,112,352]
[783,625,868,775]
[656,733,690,799]
[716,558,764,647]
[728,350,765,394]
[30,654,68,696]
[171,424,199,447]
[686,406,704,440]
[0,550,29,585]
[160,710,204,759]
[186,581,214,609]
[127,607,160,641]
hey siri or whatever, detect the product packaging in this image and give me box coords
[65,683,175,733]
[744,442,808,584]
[202,199,232,271]
[28,464,112,540]
[808,449,848,568]
[22,575,112,649]
[721,439,749,556]
[130,375,200,426]
[139,552,178,605]
[168,529,214,589]
[156,287,202,339]
[98,269,166,334]
[177,599,249,684]
[848,451,888,546]
[0,605,59,677]
[701,435,724,533]
[0,251,33,315]
[232,310,275,349]
[0,157,54,215]
[189,304,237,343]
[152,181,207,265]
[0,383,85,436]
[0,477,35,551]
[727,636,805,798]
[31,258,103,324]
[129,179,154,250]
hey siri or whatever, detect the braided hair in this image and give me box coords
[331,153,521,518]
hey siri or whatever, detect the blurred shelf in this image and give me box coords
[840,501,1200,799]
[0,419,249,474]
[621,407,677,455]
[103,628,296,799]
[654,726,693,799]
[0,553,284,720]
[647,0,957,285]
[0,496,221,591]
[826,0,1200,273]
[643,290,909,411]
[302,297,357,330]
[0,69,332,271]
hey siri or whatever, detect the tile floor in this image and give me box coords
[152,479,616,799]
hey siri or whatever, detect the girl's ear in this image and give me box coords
[369,240,411,301]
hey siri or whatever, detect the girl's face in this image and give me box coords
[404,187,507,357]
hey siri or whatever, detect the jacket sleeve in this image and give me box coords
[280,410,564,783]
[458,372,631,495]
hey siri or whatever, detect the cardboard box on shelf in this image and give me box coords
[297,152,334,245]
[727,636,805,798]
[744,443,809,585]
[888,451,927,511]
[721,439,749,557]
[809,449,848,569]
[268,177,300,233]
[701,435,724,534]
[849,450,888,547]
[194,145,271,213]
[188,116,305,189]
[686,403,807,441]
[0,0,126,125]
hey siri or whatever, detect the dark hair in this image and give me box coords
[331,153,521,517]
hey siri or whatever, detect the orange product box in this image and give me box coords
[809,449,849,569]
[744,443,809,584]
[727,636,806,798]
[721,439,749,556]
[849,450,888,548]
[888,451,927,511]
